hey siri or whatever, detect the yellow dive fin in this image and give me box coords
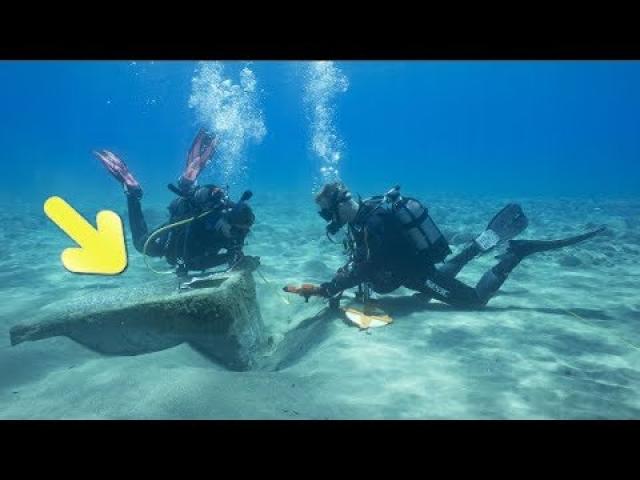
[342,304,393,329]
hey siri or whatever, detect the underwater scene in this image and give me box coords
[0,60,639,419]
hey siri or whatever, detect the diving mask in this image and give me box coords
[317,189,352,235]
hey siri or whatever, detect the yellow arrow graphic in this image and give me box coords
[44,196,127,275]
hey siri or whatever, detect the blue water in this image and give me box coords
[1,61,639,201]
[2,61,640,419]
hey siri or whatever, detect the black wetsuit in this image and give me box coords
[320,200,527,308]
[126,194,246,273]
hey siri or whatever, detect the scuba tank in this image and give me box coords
[336,185,451,300]
[343,185,451,265]
[383,185,451,264]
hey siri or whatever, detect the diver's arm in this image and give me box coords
[189,237,244,271]
[227,233,248,262]
[320,220,382,297]
[190,252,234,270]
[320,260,369,297]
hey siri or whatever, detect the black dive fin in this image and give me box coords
[475,203,529,252]
[503,226,607,258]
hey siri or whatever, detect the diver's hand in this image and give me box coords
[283,284,328,302]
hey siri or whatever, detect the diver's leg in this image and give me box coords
[410,243,480,303]
[412,267,486,308]
[437,242,482,278]
[126,190,170,258]
[417,227,606,308]
[413,255,526,308]
[438,203,529,279]
[472,227,607,305]
[93,150,160,255]
[471,252,522,306]
[126,192,153,254]
[408,244,481,303]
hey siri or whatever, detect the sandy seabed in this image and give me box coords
[1,193,639,419]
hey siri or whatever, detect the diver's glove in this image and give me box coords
[282,284,329,302]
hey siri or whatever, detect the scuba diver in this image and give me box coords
[284,182,605,309]
[94,128,257,277]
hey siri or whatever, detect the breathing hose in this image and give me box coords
[142,209,217,275]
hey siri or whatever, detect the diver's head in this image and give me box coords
[315,182,359,235]
[219,202,255,239]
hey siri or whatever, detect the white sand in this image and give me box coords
[1,194,639,419]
